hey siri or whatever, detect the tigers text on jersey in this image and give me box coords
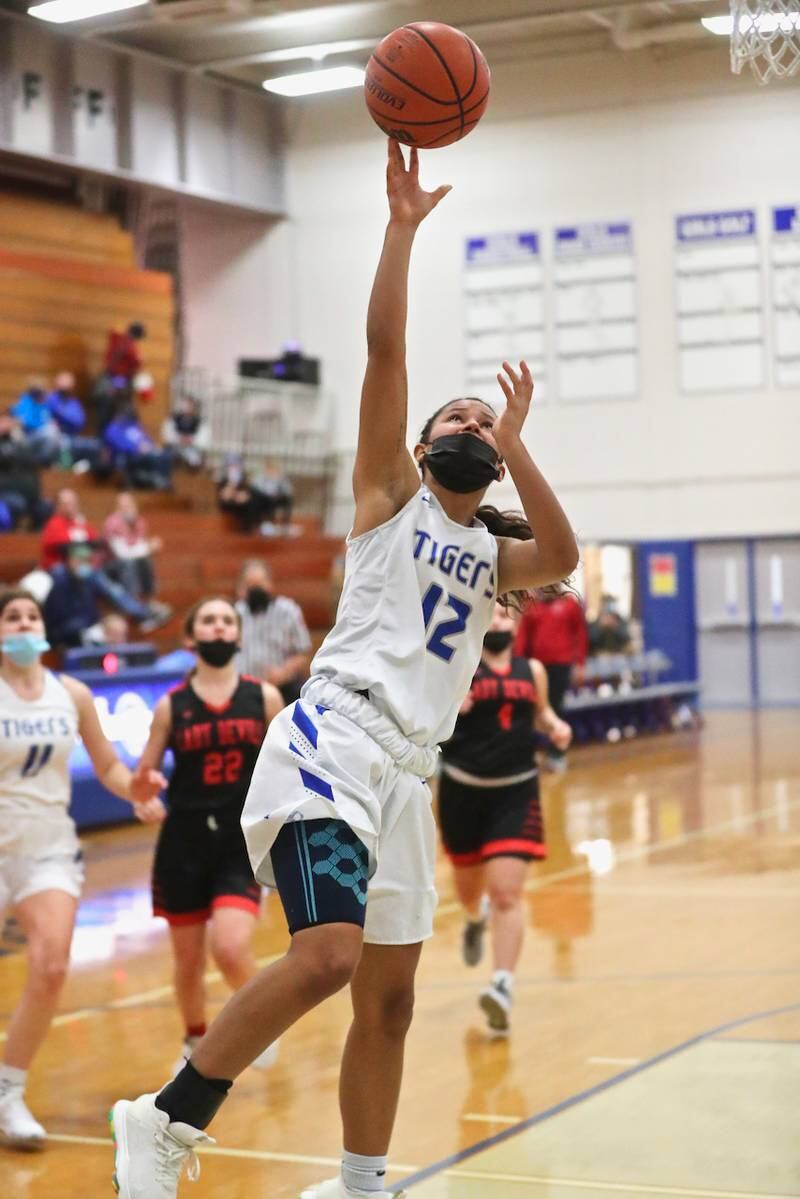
[310,486,498,748]
[0,671,79,815]
[167,676,266,814]
[442,656,538,779]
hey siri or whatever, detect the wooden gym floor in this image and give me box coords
[1,710,798,1198]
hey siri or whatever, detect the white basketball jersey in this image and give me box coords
[0,671,79,816]
[311,485,498,747]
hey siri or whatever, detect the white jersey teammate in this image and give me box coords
[0,589,165,1150]
[111,139,579,1199]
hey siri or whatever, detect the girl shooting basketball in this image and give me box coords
[110,138,578,1199]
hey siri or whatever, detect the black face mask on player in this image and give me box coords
[483,630,513,654]
[422,434,501,494]
[195,638,239,667]
[246,586,273,615]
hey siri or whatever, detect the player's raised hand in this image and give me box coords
[493,360,534,447]
[386,139,451,227]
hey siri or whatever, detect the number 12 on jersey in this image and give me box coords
[422,584,472,663]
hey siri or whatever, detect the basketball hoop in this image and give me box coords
[729,0,800,83]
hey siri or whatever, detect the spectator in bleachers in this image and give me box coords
[102,491,163,602]
[589,596,632,655]
[104,322,146,383]
[91,372,130,436]
[102,404,173,490]
[83,612,130,647]
[161,395,209,471]
[41,488,171,633]
[216,453,258,530]
[0,413,51,530]
[40,487,98,570]
[235,558,312,704]
[46,371,102,471]
[43,543,102,649]
[514,587,588,772]
[250,459,296,537]
[10,378,60,465]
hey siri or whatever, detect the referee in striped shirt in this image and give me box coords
[235,559,312,704]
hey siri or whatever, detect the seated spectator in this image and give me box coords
[40,486,98,570]
[161,395,209,470]
[250,458,297,536]
[83,612,130,647]
[216,453,258,531]
[235,558,312,704]
[41,488,172,632]
[0,413,52,530]
[43,543,101,649]
[91,372,131,436]
[10,378,60,465]
[45,371,102,470]
[102,491,163,601]
[102,405,173,490]
[589,599,632,655]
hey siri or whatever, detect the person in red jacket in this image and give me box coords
[514,588,588,771]
[39,487,98,570]
[40,489,170,634]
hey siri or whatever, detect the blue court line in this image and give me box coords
[711,1035,800,1047]
[393,1000,800,1193]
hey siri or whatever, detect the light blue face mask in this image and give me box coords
[2,633,50,666]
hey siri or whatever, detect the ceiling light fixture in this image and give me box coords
[263,65,366,97]
[28,0,148,23]
[701,11,800,33]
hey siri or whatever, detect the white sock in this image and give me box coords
[492,969,514,992]
[341,1149,388,1193]
[0,1064,26,1094]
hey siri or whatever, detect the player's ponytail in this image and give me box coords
[476,506,575,611]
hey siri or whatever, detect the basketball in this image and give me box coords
[364,22,491,149]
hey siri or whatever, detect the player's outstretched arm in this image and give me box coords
[493,361,579,593]
[61,676,167,821]
[352,139,451,537]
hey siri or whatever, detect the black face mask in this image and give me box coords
[423,434,501,494]
[195,638,239,667]
[483,630,513,654]
[246,586,272,615]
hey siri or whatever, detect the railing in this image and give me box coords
[171,369,344,528]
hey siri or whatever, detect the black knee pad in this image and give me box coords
[270,819,369,935]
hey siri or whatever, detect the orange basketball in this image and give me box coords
[364,22,490,150]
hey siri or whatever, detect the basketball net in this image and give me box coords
[729,0,800,82]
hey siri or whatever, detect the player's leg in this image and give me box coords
[485,855,528,975]
[153,812,214,1070]
[111,819,368,1198]
[208,903,279,1070]
[478,779,546,1033]
[300,783,436,1199]
[168,923,208,1070]
[1,889,77,1148]
[438,773,489,965]
[208,906,258,991]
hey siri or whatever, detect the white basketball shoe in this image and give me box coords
[299,1178,406,1198]
[0,1085,46,1150]
[110,1093,213,1198]
[479,976,513,1033]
